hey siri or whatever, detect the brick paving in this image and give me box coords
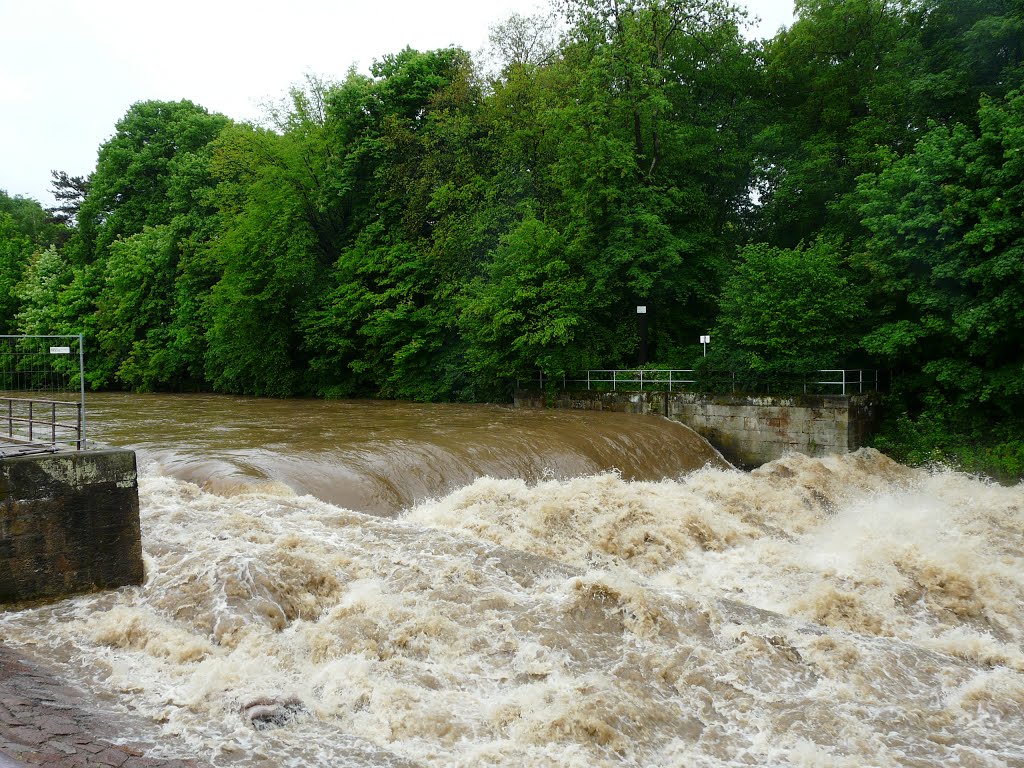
[0,644,205,768]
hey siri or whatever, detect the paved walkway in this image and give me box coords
[0,644,204,767]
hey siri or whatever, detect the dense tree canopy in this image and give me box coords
[3,0,1023,474]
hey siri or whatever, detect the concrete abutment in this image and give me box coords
[1,449,143,603]
[514,390,879,468]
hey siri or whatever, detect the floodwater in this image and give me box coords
[2,393,1023,767]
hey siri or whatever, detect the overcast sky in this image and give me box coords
[1,0,795,208]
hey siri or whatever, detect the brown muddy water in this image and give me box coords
[1,393,1023,767]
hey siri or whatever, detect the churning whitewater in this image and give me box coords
[1,397,1022,767]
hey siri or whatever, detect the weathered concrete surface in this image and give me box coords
[0,643,204,767]
[515,389,879,468]
[0,450,144,603]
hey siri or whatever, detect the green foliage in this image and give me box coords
[855,89,1024,418]
[460,215,597,386]
[0,211,34,333]
[871,406,1024,484]
[13,246,72,336]
[94,226,178,390]
[711,238,866,374]
[204,123,324,397]
[0,191,63,247]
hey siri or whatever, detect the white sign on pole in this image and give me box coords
[636,306,647,314]
[699,335,710,344]
[49,346,71,354]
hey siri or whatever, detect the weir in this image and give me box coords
[514,388,879,468]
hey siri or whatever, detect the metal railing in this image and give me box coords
[516,369,881,396]
[811,369,878,395]
[560,369,699,392]
[1,334,87,454]
[1,396,84,451]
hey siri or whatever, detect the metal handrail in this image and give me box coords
[811,369,878,395]
[1,396,84,450]
[577,369,697,392]
[516,369,880,395]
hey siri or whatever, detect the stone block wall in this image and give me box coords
[0,449,144,603]
[514,389,879,468]
[666,393,877,467]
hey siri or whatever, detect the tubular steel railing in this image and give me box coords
[810,369,878,395]
[516,369,881,396]
[1,396,84,451]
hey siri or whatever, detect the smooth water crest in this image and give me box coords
[2,394,1022,767]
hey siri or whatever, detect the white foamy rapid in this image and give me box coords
[2,449,1023,767]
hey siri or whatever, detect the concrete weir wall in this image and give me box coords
[0,449,144,603]
[515,390,879,468]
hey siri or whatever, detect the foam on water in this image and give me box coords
[2,449,1022,767]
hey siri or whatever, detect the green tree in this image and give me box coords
[525,0,760,366]
[0,211,34,333]
[74,100,230,262]
[855,89,1024,432]
[752,0,1024,247]
[58,100,231,387]
[711,237,866,375]
[306,47,497,400]
[460,215,600,389]
[13,246,73,339]
[204,122,324,397]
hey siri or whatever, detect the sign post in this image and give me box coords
[637,305,648,365]
[699,334,710,357]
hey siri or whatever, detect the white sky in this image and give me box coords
[1,0,794,208]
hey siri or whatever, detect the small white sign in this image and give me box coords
[636,306,647,314]
[699,335,710,344]
[49,346,71,354]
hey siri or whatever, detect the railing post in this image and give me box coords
[51,402,57,444]
[28,400,33,442]
[613,370,617,391]
[587,370,591,390]
[77,333,87,450]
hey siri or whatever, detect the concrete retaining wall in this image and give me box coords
[515,390,879,468]
[0,449,144,603]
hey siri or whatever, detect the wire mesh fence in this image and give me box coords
[0,335,86,454]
